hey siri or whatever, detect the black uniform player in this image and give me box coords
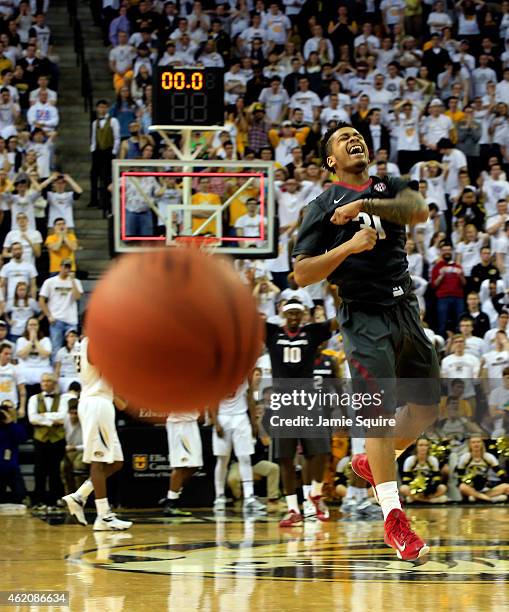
[265,299,337,527]
[293,122,440,560]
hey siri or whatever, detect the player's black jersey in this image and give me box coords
[292,175,414,306]
[265,321,332,379]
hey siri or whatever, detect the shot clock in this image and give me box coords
[152,67,224,127]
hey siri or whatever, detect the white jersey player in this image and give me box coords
[211,380,266,514]
[162,409,203,516]
[62,337,132,531]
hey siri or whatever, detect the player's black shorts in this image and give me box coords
[273,436,331,460]
[338,293,441,413]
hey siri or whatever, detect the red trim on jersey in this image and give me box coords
[283,326,302,338]
[333,178,372,192]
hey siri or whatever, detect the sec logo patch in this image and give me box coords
[373,183,387,192]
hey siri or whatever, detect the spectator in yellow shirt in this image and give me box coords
[191,177,221,235]
[438,379,473,418]
[44,218,78,274]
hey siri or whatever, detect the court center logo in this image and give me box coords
[76,538,509,582]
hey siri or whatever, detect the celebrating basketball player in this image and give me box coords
[265,298,337,527]
[293,123,440,560]
[62,337,132,531]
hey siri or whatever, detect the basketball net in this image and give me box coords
[174,235,221,254]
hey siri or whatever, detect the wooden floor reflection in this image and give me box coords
[0,506,508,611]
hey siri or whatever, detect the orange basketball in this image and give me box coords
[85,248,264,412]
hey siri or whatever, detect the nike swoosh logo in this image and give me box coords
[395,541,406,552]
[334,195,345,204]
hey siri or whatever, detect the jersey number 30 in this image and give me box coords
[355,212,386,239]
[283,346,301,363]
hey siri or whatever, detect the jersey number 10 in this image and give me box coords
[355,212,386,239]
[283,346,302,363]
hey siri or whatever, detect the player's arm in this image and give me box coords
[114,396,128,411]
[294,228,377,287]
[209,405,224,437]
[17,383,26,418]
[331,188,429,227]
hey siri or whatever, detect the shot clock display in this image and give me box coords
[152,67,224,127]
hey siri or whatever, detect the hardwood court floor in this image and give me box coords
[0,505,508,612]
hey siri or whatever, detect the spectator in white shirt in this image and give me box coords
[27,90,59,134]
[472,55,497,98]
[496,68,509,105]
[15,318,51,387]
[158,40,185,67]
[54,329,80,393]
[0,242,37,300]
[108,30,135,91]
[4,280,40,342]
[42,173,83,229]
[427,1,453,34]
[482,164,509,218]
[421,98,454,152]
[259,76,289,124]
[0,87,19,130]
[320,93,350,133]
[459,316,485,359]
[354,22,380,51]
[441,334,481,409]
[303,24,333,60]
[3,212,42,266]
[39,260,83,360]
[289,77,321,124]
[263,3,291,48]
[235,198,267,245]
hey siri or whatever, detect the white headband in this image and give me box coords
[282,303,305,313]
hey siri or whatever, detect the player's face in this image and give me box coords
[327,127,369,173]
[284,309,303,330]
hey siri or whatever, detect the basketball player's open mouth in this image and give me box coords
[348,144,364,156]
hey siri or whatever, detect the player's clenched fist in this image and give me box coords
[330,200,363,225]
[348,227,377,254]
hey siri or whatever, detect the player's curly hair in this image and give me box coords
[320,122,353,172]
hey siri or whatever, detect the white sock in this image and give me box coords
[302,484,311,500]
[214,455,229,498]
[285,494,299,513]
[238,455,254,498]
[167,490,180,500]
[311,480,323,497]
[95,497,110,518]
[375,481,402,520]
[75,479,94,501]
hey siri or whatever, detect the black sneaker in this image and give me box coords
[159,498,192,517]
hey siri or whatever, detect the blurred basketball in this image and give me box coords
[85,248,264,412]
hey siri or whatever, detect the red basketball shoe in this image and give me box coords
[309,495,330,521]
[351,454,378,501]
[384,508,430,560]
[279,510,304,528]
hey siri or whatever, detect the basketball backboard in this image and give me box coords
[112,159,276,259]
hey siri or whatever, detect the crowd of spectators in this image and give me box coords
[0,2,87,512]
[5,0,509,512]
